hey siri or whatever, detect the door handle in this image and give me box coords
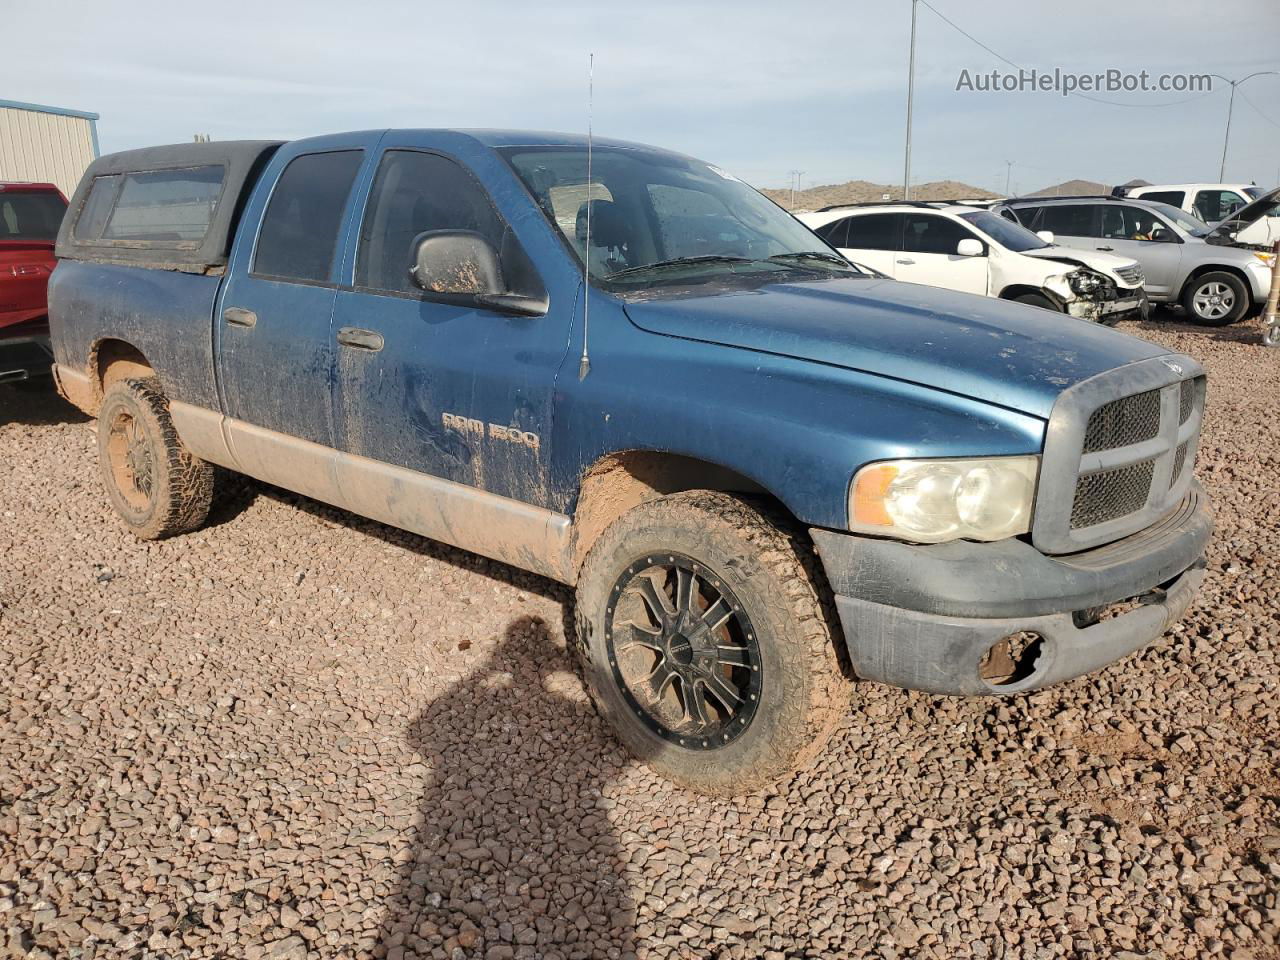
[223,307,258,328]
[896,258,915,265]
[336,327,384,352]
[1096,246,1114,251]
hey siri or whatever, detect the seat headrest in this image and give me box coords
[576,199,629,247]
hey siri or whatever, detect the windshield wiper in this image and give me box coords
[767,251,858,270]
[606,255,754,281]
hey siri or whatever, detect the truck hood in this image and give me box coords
[622,276,1167,419]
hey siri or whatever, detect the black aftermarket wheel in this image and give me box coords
[575,491,847,795]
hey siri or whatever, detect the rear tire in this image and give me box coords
[1181,271,1249,326]
[97,377,214,540]
[1012,292,1058,311]
[574,491,847,795]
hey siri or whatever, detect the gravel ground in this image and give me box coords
[1,316,1278,960]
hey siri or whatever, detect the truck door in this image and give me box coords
[215,144,368,447]
[328,145,563,509]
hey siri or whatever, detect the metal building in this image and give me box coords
[0,99,101,198]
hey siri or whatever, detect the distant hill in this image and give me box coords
[763,179,997,211]
[1024,179,1110,198]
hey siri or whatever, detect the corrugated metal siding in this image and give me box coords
[0,107,97,197]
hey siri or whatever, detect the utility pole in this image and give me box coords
[1209,72,1280,180]
[1005,160,1014,197]
[787,170,806,208]
[903,0,919,200]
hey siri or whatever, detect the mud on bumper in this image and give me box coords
[811,484,1211,696]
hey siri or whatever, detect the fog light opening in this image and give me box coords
[979,632,1045,686]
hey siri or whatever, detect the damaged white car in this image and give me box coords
[798,201,1147,324]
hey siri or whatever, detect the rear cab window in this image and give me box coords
[1138,190,1186,208]
[72,166,225,247]
[0,190,66,240]
[253,151,363,283]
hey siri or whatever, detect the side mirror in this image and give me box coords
[1036,230,1055,244]
[956,238,985,257]
[410,230,548,316]
[411,230,503,295]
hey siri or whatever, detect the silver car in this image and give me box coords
[997,196,1275,326]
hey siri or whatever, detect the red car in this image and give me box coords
[1,182,67,384]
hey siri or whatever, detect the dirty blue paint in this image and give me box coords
[50,128,1177,531]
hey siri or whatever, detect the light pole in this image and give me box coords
[787,169,806,207]
[1209,72,1280,180]
[903,0,919,200]
[1005,160,1014,197]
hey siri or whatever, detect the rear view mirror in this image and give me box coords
[1036,230,1055,244]
[956,238,985,257]
[411,230,503,295]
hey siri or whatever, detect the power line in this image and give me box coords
[919,0,1215,110]
[1236,87,1280,130]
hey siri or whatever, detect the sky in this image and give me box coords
[6,0,1279,194]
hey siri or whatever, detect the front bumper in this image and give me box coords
[811,484,1211,695]
[1067,292,1147,324]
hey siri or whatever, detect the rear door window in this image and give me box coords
[102,166,225,243]
[902,214,976,254]
[811,217,850,247]
[1139,190,1186,208]
[254,151,364,283]
[1037,204,1097,237]
[843,213,902,250]
[74,175,121,240]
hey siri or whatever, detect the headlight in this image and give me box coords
[849,456,1039,543]
[1253,252,1276,268]
[1067,270,1105,295]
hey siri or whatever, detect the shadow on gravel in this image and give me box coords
[0,379,89,427]
[378,614,636,959]
[1120,308,1269,345]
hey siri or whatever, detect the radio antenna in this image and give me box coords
[577,52,594,381]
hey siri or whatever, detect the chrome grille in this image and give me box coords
[1071,460,1155,528]
[1116,264,1144,286]
[1082,389,1161,453]
[1032,355,1206,554]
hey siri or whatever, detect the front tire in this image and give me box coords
[1182,271,1250,326]
[1012,292,1058,311]
[574,491,847,795]
[97,377,214,540]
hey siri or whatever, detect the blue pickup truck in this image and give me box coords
[49,131,1212,794]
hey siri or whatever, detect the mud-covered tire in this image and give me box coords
[97,377,213,540]
[574,491,847,795]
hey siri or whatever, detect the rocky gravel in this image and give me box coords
[1,315,1278,960]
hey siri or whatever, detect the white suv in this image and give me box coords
[1116,183,1267,223]
[797,202,1147,324]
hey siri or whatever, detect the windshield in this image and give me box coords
[0,190,66,242]
[1146,201,1207,236]
[957,210,1047,252]
[499,145,860,285]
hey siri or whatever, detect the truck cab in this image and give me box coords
[48,132,1212,794]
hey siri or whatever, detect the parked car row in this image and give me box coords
[995,193,1277,326]
[797,201,1148,324]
